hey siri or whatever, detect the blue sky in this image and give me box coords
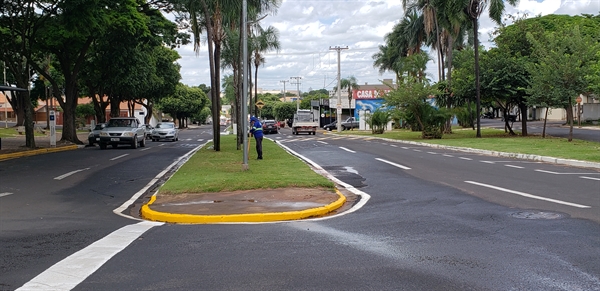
[175,0,599,92]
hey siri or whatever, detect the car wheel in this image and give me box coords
[140,136,146,147]
[99,143,107,150]
[89,140,94,146]
[132,136,138,149]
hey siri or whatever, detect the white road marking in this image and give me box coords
[427,152,437,155]
[344,166,358,174]
[140,147,151,151]
[54,168,90,180]
[16,221,162,291]
[317,141,328,144]
[459,157,472,161]
[465,181,590,208]
[390,144,398,147]
[109,154,129,161]
[443,154,454,157]
[197,139,204,142]
[0,192,14,198]
[536,169,600,175]
[375,158,411,170]
[401,147,409,149]
[505,165,524,169]
[339,147,356,153]
[413,149,422,152]
[580,176,600,181]
[481,161,495,164]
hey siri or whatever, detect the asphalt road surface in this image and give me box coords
[1,124,599,290]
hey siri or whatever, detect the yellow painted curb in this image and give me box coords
[141,189,347,224]
[0,145,78,161]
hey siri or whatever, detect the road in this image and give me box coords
[1,125,599,290]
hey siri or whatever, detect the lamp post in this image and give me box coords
[329,46,348,133]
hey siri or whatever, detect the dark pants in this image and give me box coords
[255,136,263,159]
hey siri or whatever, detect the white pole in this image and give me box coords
[330,46,348,132]
[242,0,249,170]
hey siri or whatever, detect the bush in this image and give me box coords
[366,109,391,134]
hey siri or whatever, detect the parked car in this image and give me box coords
[87,123,107,146]
[341,117,359,130]
[262,120,279,134]
[98,117,146,149]
[144,124,154,139]
[322,120,337,131]
[151,122,179,141]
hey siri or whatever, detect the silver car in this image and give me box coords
[87,123,106,146]
[98,117,146,149]
[151,122,179,142]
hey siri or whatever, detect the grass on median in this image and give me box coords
[339,128,600,163]
[159,134,335,195]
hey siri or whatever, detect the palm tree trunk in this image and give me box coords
[254,63,259,117]
[200,0,220,151]
[473,18,481,138]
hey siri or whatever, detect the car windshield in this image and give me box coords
[156,123,174,129]
[93,124,105,130]
[107,119,134,127]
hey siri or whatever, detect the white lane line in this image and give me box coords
[481,161,495,164]
[401,147,409,149]
[54,168,91,180]
[459,157,472,160]
[0,192,14,198]
[427,152,437,155]
[580,176,600,181]
[140,147,151,151]
[390,144,398,147]
[16,221,162,291]
[339,147,356,153]
[505,165,524,169]
[412,149,422,152]
[110,154,129,161]
[317,141,328,144]
[536,169,600,175]
[375,158,411,170]
[197,139,204,142]
[465,181,591,208]
[442,154,454,157]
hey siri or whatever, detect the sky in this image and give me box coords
[174,0,600,93]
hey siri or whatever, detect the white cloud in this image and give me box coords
[175,0,596,91]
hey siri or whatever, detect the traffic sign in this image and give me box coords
[256,100,265,109]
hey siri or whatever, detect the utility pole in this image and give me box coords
[280,80,289,102]
[3,61,7,128]
[330,46,348,133]
[290,76,301,110]
[242,0,249,170]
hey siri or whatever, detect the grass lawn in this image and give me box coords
[339,128,600,163]
[159,134,335,194]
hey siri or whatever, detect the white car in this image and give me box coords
[98,117,146,149]
[151,122,179,142]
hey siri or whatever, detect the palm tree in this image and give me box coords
[337,76,360,117]
[464,0,517,137]
[250,25,280,116]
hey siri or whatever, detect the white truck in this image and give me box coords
[292,109,318,135]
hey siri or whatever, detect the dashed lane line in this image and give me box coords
[580,176,600,181]
[339,147,356,153]
[375,158,411,170]
[54,168,91,180]
[110,154,129,161]
[465,181,591,208]
[0,192,14,198]
[505,165,524,169]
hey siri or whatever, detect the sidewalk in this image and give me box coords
[0,132,89,160]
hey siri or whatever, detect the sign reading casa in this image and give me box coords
[353,89,392,100]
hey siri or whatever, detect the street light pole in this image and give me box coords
[242,0,249,170]
[290,76,301,110]
[330,46,348,133]
[280,80,289,102]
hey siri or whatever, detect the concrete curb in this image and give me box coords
[140,189,347,224]
[0,144,80,161]
[345,134,600,170]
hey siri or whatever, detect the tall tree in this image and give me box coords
[464,0,517,138]
[250,25,280,116]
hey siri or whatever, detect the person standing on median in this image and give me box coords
[249,116,263,160]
